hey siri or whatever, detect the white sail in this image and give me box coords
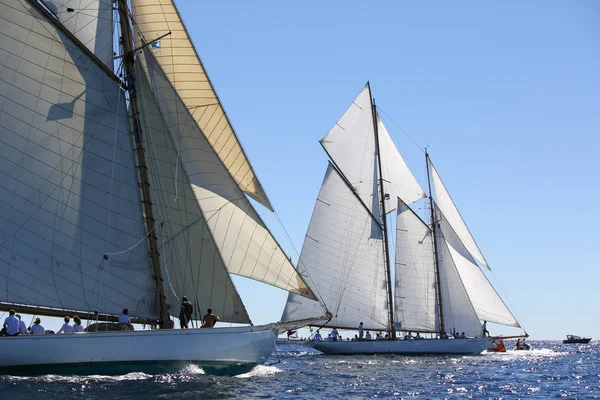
[281,165,388,331]
[377,115,427,209]
[0,0,157,319]
[135,65,251,324]
[130,0,273,210]
[393,198,437,332]
[434,206,482,337]
[430,161,489,268]
[44,0,114,68]
[139,47,315,300]
[437,208,519,327]
[320,84,380,216]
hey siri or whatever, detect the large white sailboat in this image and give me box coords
[0,0,324,375]
[281,83,526,355]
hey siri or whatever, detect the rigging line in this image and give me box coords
[102,61,125,318]
[273,210,328,311]
[104,227,155,257]
[376,106,425,154]
[487,268,525,330]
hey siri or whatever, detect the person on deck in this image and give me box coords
[30,318,45,335]
[326,333,333,341]
[202,308,219,328]
[119,309,131,324]
[415,332,422,340]
[3,310,20,336]
[72,316,84,332]
[57,316,73,334]
[405,332,413,341]
[15,314,27,335]
[460,332,466,339]
[482,321,489,337]
[365,331,372,340]
[314,331,322,341]
[331,328,339,341]
[358,322,364,341]
[179,296,193,329]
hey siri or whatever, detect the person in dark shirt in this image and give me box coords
[179,296,193,329]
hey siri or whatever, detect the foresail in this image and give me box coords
[140,47,315,300]
[0,0,157,320]
[437,207,520,327]
[377,115,427,208]
[130,0,273,210]
[320,84,380,217]
[44,0,114,68]
[394,199,437,332]
[135,64,250,324]
[281,164,388,331]
[429,161,489,268]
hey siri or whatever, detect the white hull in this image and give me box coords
[310,338,492,355]
[0,326,277,375]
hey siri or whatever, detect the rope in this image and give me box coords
[104,227,155,257]
[377,106,425,154]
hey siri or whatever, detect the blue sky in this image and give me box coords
[13,1,598,340]
[173,0,598,340]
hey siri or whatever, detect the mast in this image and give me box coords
[369,84,395,339]
[117,0,170,328]
[425,150,445,337]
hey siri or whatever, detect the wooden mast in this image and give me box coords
[369,83,396,339]
[425,150,445,337]
[117,0,170,328]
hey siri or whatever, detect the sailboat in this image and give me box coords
[0,0,325,374]
[281,83,526,355]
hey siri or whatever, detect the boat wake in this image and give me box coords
[235,365,282,378]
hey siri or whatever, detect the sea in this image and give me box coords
[0,340,597,399]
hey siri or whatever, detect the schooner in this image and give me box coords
[0,0,324,374]
[281,83,526,355]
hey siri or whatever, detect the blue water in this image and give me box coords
[1,340,598,399]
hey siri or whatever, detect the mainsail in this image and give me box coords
[281,164,388,331]
[130,0,273,210]
[0,0,157,320]
[394,199,437,333]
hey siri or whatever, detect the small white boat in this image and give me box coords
[311,338,492,356]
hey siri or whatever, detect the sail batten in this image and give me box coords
[131,0,273,210]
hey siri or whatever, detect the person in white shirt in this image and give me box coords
[15,314,27,335]
[405,332,413,341]
[57,316,73,333]
[331,328,339,341]
[365,331,372,340]
[119,308,131,324]
[415,332,422,340]
[3,309,20,336]
[30,318,45,335]
[326,333,333,341]
[314,331,322,341]
[72,316,84,333]
[358,322,364,341]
